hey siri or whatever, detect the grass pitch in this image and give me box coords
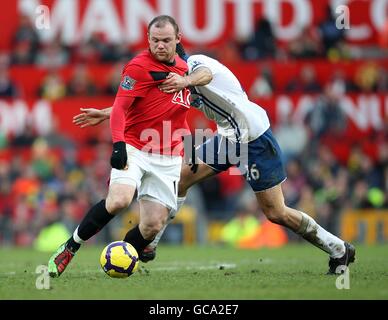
[0,244,387,300]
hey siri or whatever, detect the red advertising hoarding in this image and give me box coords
[0,0,384,50]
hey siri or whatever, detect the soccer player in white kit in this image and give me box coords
[73,45,355,275]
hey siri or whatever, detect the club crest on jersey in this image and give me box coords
[190,61,203,71]
[172,89,191,108]
[120,76,136,90]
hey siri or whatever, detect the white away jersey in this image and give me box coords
[187,54,270,143]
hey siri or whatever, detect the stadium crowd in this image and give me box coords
[1,10,388,246]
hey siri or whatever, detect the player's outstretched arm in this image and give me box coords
[159,67,213,93]
[73,107,112,128]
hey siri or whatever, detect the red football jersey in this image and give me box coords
[113,49,191,155]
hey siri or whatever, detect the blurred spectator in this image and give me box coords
[67,64,97,96]
[30,138,56,181]
[318,6,346,56]
[351,180,373,209]
[306,84,347,144]
[288,26,322,59]
[11,41,35,64]
[72,37,102,64]
[285,64,322,93]
[348,145,382,188]
[317,144,341,177]
[11,41,36,64]
[282,159,306,208]
[35,39,69,68]
[43,116,74,150]
[11,121,36,147]
[12,15,40,50]
[11,165,41,246]
[105,62,125,95]
[11,15,39,65]
[198,175,223,218]
[274,118,308,162]
[188,45,217,60]
[376,143,388,188]
[0,131,7,150]
[249,64,274,98]
[75,43,96,64]
[216,169,245,218]
[314,171,345,234]
[12,164,40,197]
[347,145,365,176]
[298,186,317,220]
[59,197,79,233]
[326,69,355,95]
[241,17,276,60]
[38,69,67,100]
[217,41,241,65]
[376,68,388,93]
[101,43,133,63]
[383,165,388,198]
[354,62,379,93]
[37,189,60,227]
[326,40,352,63]
[12,194,36,245]
[0,53,20,98]
[87,32,108,57]
[0,161,13,244]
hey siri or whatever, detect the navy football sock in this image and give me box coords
[66,200,114,253]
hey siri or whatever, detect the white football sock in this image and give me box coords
[297,211,345,258]
[148,196,187,249]
[170,196,187,220]
[73,227,86,244]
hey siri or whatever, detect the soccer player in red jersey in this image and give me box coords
[48,15,191,278]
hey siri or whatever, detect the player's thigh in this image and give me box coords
[107,145,144,212]
[106,183,136,213]
[138,155,182,211]
[139,198,169,229]
[178,162,217,194]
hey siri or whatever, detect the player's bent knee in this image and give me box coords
[106,194,132,213]
[106,184,135,213]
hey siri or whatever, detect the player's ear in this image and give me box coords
[176,32,182,43]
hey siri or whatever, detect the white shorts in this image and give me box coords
[109,144,182,211]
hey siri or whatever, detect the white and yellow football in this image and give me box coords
[100,241,139,278]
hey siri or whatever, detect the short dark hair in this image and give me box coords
[148,15,180,36]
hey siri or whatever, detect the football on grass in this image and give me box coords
[100,241,139,278]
